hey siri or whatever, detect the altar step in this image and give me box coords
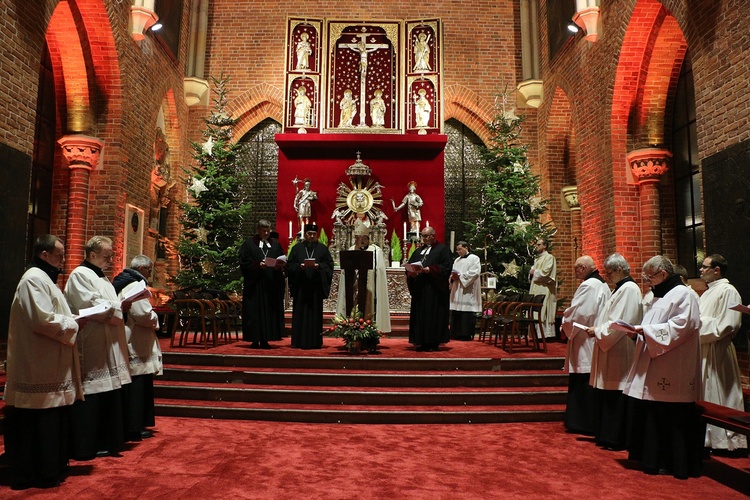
[286,313,412,336]
[154,352,567,424]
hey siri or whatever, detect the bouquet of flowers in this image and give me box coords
[327,304,382,353]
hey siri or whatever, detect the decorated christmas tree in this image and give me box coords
[174,74,251,293]
[465,90,554,293]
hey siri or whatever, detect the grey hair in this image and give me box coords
[257,219,272,228]
[604,253,630,275]
[130,254,153,269]
[643,255,674,275]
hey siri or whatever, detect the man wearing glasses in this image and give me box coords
[623,255,702,479]
[405,227,452,352]
[529,238,557,340]
[698,254,747,453]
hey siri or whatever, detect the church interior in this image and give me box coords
[0,0,749,496]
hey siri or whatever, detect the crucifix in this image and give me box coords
[339,33,389,127]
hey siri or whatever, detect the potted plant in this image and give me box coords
[327,305,382,354]
[390,230,402,267]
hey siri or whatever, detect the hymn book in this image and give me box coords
[729,303,750,314]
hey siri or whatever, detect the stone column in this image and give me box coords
[57,134,103,274]
[627,148,671,262]
[562,185,581,261]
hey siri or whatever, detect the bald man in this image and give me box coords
[561,255,611,435]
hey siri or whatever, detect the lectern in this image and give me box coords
[339,250,374,317]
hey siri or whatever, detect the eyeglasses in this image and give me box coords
[699,264,714,270]
[642,270,663,282]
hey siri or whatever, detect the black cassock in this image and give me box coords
[287,241,334,349]
[239,235,286,342]
[406,242,453,347]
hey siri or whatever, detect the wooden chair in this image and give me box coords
[505,294,547,353]
[490,293,524,346]
[169,297,209,348]
[478,295,505,343]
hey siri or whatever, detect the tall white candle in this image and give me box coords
[403,222,407,241]
[450,230,455,250]
[426,220,429,227]
[289,221,292,238]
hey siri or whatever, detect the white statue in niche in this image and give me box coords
[369,89,386,128]
[296,32,312,70]
[414,89,431,128]
[338,89,357,128]
[293,86,312,126]
[413,32,431,72]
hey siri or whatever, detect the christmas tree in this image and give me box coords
[465,91,554,293]
[174,74,251,293]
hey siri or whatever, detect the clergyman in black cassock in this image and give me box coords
[239,220,287,349]
[287,225,334,349]
[406,227,453,351]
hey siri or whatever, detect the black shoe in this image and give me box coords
[11,481,33,491]
[249,342,261,349]
[260,341,272,349]
[127,431,143,441]
[415,345,427,352]
[34,479,62,489]
[96,450,111,457]
[141,429,154,439]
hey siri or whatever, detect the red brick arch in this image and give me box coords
[443,84,494,145]
[229,83,284,141]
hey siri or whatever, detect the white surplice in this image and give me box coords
[5,267,83,409]
[591,280,642,390]
[336,244,391,333]
[65,266,131,395]
[118,281,163,377]
[623,285,701,403]
[450,253,482,313]
[699,278,747,450]
[561,276,611,373]
[529,251,557,338]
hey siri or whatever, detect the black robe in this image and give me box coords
[286,241,334,349]
[239,235,287,342]
[406,241,453,346]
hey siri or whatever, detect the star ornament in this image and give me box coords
[188,177,208,197]
[202,136,214,156]
[510,215,531,234]
[501,259,521,277]
[528,195,543,211]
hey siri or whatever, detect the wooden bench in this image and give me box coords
[695,400,750,437]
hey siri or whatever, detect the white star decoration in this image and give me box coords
[513,161,526,173]
[202,136,214,156]
[188,177,208,198]
[528,195,543,211]
[501,259,521,277]
[509,215,531,234]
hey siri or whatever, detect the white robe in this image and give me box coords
[449,253,482,312]
[699,278,747,450]
[4,267,83,409]
[561,276,611,373]
[336,244,391,333]
[118,281,163,377]
[529,251,557,337]
[590,280,642,390]
[623,285,701,403]
[65,266,131,395]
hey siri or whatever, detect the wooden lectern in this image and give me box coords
[339,250,374,317]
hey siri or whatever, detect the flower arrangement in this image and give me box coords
[327,305,382,353]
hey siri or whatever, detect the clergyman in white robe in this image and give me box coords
[698,274,747,451]
[529,240,557,338]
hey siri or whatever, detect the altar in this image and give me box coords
[323,267,411,314]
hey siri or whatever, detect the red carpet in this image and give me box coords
[1,417,748,499]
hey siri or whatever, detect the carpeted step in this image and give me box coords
[154,384,567,406]
[159,367,568,388]
[154,398,566,424]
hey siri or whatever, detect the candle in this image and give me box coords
[426,220,429,228]
[450,231,455,251]
[403,222,407,241]
[288,221,292,239]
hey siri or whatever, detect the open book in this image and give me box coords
[729,303,750,314]
[405,262,423,273]
[121,280,152,304]
[75,302,112,320]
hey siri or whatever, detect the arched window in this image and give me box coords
[444,119,485,243]
[237,118,282,235]
[671,54,703,276]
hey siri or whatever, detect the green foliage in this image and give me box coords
[327,304,382,350]
[390,230,402,262]
[464,90,555,294]
[318,227,328,246]
[174,74,252,293]
[287,237,298,257]
[407,242,416,259]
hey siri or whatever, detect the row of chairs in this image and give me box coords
[478,294,547,353]
[169,290,242,349]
